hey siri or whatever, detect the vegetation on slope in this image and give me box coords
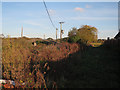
[2,38,86,88]
[1,24,120,88]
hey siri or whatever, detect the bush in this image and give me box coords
[62,37,69,42]
[68,25,98,44]
[2,38,32,86]
[36,41,48,45]
[68,36,80,43]
[47,38,53,41]
[77,39,88,45]
[2,38,87,88]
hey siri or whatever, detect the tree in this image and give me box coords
[68,35,80,43]
[68,25,98,44]
[68,27,78,37]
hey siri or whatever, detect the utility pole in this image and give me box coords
[21,26,23,37]
[59,22,64,39]
[44,34,45,39]
[56,28,58,40]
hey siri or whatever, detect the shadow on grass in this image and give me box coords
[40,44,120,88]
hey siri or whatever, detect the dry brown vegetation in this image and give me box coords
[2,37,120,88]
[2,38,86,88]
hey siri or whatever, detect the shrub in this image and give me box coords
[47,38,53,41]
[68,36,80,43]
[62,37,69,42]
[68,25,98,44]
[77,39,88,45]
[2,38,32,86]
[2,38,86,88]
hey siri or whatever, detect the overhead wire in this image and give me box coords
[42,0,56,29]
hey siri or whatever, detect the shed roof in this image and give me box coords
[114,32,120,39]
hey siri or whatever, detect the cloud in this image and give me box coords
[74,7,84,12]
[23,20,52,30]
[23,20,41,26]
[70,17,117,21]
[85,5,92,8]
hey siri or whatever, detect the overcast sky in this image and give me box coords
[1,2,119,39]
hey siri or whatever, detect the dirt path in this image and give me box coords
[64,47,120,88]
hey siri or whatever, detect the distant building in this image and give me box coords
[114,30,120,39]
[0,34,5,38]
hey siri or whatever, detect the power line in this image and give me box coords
[43,0,56,29]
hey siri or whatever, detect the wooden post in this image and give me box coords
[21,26,23,37]
[56,28,58,40]
[59,22,64,39]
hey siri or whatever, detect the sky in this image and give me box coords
[1,2,119,39]
[1,0,120,2]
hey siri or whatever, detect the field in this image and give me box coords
[1,38,120,88]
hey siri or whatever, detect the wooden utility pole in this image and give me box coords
[44,34,45,39]
[56,28,58,40]
[59,22,64,39]
[21,26,23,37]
